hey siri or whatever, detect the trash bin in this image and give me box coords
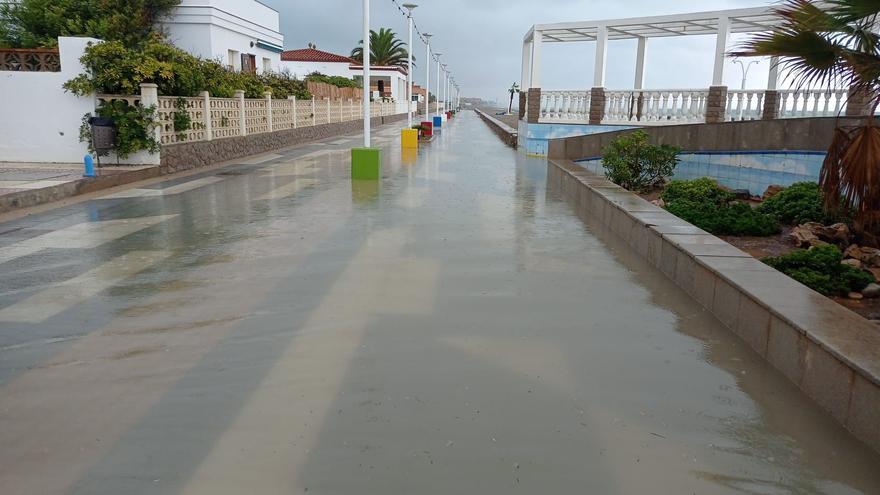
[88,117,116,165]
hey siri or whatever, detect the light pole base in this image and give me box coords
[351,147,382,180]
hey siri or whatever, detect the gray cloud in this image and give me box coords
[263,0,774,103]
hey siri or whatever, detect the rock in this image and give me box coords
[790,222,851,248]
[822,223,851,247]
[844,245,880,267]
[789,224,825,248]
[849,292,864,300]
[869,267,880,282]
[733,189,751,200]
[842,258,863,269]
[863,283,880,298]
[762,184,785,200]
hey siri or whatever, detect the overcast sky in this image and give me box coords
[263,0,779,104]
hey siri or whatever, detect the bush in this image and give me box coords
[306,72,359,88]
[763,245,874,296]
[65,36,311,99]
[79,100,160,158]
[756,181,844,225]
[661,177,734,205]
[662,178,779,236]
[601,130,680,192]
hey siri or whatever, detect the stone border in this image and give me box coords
[548,158,880,454]
[547,117,879,160]
[474,109,518,148]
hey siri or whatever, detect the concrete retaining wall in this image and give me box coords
[474,109,517,148]
[161,113,407,172]
[547,117,877,160]
[548,158,880,454]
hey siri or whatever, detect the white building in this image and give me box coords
[280,47,409,102]
[280,47,355,78]
[161,0,284,73]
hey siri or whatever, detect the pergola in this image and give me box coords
[521,6,784,90]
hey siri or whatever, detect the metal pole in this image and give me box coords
[435,55,442,116]
[363,0,371,147]
[403,4,417,127]
[424,34,431,119]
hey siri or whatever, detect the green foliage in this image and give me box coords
[601,130,680,192]
[172,97,192,139]
[306,72,359,88]
[662,178,780,236]
[763,245,874,296]
[79,100,159,158]
[0,0,180,48]
[756,181,845,225]
[64,36,311,99]
[661,177,734,205]
[351,27,411,68]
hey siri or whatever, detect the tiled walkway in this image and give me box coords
[0,114,878,494]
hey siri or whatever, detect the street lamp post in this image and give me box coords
[435,53,442,116]
[732,57,760,120]
[362,0,371,147]
[423,34,432,118]
[402,3,417,127]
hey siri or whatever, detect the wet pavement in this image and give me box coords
[0,114,879,494]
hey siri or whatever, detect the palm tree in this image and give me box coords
[733,0,880,234]
[351,28,413,69]
[507,82,520,114]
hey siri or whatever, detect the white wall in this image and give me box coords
[280,60,353,79]
[0,37,97,164]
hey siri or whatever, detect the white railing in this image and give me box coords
[777,89,847,118]
[539,90,591,123]
[726,90,765,121]
[638,90,708,123]
[98,93,404,146]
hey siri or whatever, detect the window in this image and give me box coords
[227,49,239,71]
[262,58,272,73]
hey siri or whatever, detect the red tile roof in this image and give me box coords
[281,48,353,63]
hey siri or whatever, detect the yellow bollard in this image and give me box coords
[400,128,419,149]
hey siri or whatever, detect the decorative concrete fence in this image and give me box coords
[99,86,402,146]
[535,87,862,126]
[0,47,61,72]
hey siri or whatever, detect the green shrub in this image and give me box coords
[305,72,359,88]
[661,178,779,236]
[755,181,844,225]
[661,177,734,205]
[601,130,680,192]
[65,36,311,99]
[79,100,159,158]
[763,245,874,296]
[666,199,780,236]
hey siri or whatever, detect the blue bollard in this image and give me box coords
[83,154,96,177]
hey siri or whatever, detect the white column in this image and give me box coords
[406,12,414,126]
[139,83,162,163]
[201,91,212,140]
[713,16,730,86]
[362,0,371,147]
[634,36,647,90]
[530,30,542,88]
[291,95,297,129]
[767,55,779,90]
[264,91,273,131]
[234,90,246,136]
[521,41,531,89]
[593,24,608,87]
